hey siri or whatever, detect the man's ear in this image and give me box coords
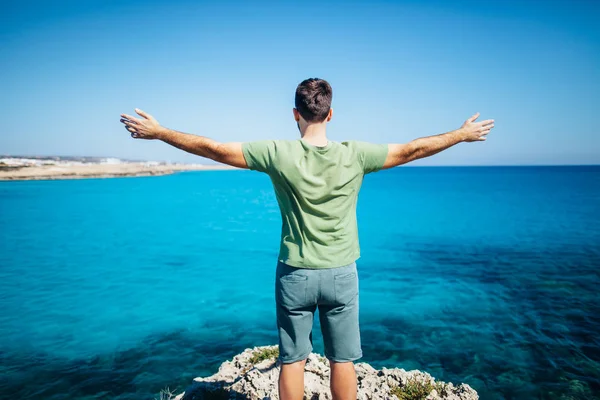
[293,108,300,122]
[326,108,333,122]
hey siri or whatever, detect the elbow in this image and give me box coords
[404,142,429,163]
[387,143,419,167]
[212,143,244,168]
[208,143,228,162]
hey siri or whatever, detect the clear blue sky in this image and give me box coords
[1,0,598,165]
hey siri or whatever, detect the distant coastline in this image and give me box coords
[2,157,596,182]
[0,156,235,181]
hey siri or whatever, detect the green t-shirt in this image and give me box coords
[242,139,388,269]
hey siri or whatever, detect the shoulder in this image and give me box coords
[242,139,300,153]
[273,139,309,152]
[341,140,387,151]
[242,139,285,151]
[340,140,369,152]
[339,140,388,172]
[274,139,298,147]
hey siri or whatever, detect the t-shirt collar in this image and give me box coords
[300,138,331,152]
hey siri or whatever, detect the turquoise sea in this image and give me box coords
[1,166,599,400]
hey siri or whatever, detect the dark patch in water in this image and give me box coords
[0,328,278,400]
[359,239,600,398]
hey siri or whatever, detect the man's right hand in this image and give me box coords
[381,112,496,169]
[459,113,495,142]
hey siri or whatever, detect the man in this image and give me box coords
[119,78,494,400]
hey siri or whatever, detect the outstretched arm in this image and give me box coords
[382,113,495,169]
[119,109,248,169]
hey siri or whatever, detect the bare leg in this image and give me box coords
[330,360,357,400]
[278,358,307,400]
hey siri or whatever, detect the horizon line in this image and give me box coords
[1,155,598,168]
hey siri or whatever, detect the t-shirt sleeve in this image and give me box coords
[353,141,389,174]
[241,140,277,174]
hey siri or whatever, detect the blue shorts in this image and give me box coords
[275,260,362,364]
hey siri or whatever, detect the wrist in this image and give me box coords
[454,128,467,143]
[154,126,169,140]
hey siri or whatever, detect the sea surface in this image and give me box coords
[1,166,599,400]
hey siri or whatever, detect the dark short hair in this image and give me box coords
[295,78,332,123]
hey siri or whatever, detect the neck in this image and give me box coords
[300,123,328,146]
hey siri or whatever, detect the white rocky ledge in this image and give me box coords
[172,345,478,400]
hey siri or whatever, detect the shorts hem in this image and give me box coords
[278,351,312,364]
[325,351,363,363]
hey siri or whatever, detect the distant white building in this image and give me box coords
[0,157,52,166]
[100,158,122,165]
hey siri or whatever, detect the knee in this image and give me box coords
[280,357,307,371]
[329,359,355,370]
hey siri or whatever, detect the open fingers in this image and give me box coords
[125,125,140,138]
[121,114,141,124]
[120,118,138,127]
[476,121,494,133]
[478,119,494,128]
[135,108,153,120]
[467,112,480,123]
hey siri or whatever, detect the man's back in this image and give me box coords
[120,76,494,400]
[242,138,388,269]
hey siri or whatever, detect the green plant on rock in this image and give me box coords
[248,346,280,365]
[390,377,435,400]
[434,381,448,397]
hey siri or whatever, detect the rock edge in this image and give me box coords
[172,345,478,400]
